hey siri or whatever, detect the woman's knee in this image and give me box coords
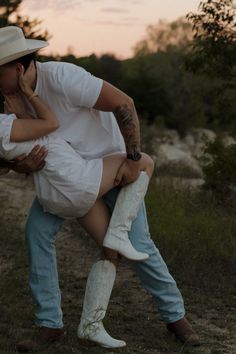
[141,153,154,177]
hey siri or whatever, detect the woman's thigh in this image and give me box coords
[98,153,126,197]
[98,152,154,198]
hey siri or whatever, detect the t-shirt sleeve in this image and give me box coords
[0,114,17,159]
[56,63,103,108]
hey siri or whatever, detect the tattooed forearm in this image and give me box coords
[113,102,141,154]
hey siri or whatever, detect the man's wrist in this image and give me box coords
[11,163,32,174]
[127,151,142,162]
[0,159,13,169]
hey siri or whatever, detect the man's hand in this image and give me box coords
[114,159,141,187]
[11,145,48,174]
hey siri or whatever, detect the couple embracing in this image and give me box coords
[0,26,199,352]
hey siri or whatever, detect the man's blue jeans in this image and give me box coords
[25,187,185,329]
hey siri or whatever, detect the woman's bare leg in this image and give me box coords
[77,198,120,265]
[77,153,154,348]
[100,153,154,260]
[78,152,154,263]
[77,153,125,263]
[77,201,125,348]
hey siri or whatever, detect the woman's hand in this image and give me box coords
[18,63,34,98]
[4,93,29,119]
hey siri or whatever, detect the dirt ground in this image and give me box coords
[0,172,236,354]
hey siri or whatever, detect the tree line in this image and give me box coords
[0,0,236,135]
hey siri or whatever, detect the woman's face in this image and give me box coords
[0,64,19,95]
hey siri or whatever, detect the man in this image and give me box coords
[0,26,200,351]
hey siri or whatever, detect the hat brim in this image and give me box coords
[0,38,49,66]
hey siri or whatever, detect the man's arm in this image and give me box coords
[93,81,142,185]
[93,81,140,155]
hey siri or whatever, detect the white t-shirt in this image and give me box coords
[0,62,127,217]
[30,61,126,158]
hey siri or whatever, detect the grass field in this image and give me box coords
[0,173,236,354]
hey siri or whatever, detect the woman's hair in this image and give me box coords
[1,52,38,70]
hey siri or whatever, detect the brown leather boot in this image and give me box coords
[166,317,200,346]
[16,326,66,352]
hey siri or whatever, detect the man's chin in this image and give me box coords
[1,87,19,95]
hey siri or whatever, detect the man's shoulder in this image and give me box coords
[37,60,85,76]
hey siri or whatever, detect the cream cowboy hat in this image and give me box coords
[0,26,49,66]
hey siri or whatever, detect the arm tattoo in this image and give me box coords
[113,102,141,154]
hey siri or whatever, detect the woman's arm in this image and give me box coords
[8,95,59,142]
[6,63,59,143]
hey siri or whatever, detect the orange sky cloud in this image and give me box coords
[21,0,200,58]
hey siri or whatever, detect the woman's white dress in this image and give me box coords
[0,114,104,218]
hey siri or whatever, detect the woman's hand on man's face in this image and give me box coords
[17,62,34,98]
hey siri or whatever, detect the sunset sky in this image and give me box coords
[21,0,200,59]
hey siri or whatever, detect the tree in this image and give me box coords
[198,136,236,199]
[0,0,51,40]
[133,17,193,56]
[186,0,236,85]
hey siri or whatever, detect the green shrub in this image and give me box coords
[198,136,236,198]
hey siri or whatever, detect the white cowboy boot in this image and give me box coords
[103,171,150,261]
[77,260,126,349]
